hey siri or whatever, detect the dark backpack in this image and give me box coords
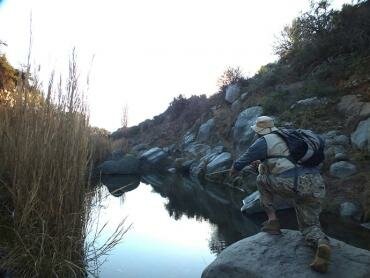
[272,128,325,167]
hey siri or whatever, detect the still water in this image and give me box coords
[88,174,370,278]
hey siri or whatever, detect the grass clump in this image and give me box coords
[0,54,93,277]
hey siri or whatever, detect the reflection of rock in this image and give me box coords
[102,175,140,197]
[202,229,370,278]
[241,191,293,215]
[98,155,140,175]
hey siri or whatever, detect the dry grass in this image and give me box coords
[0,54,93,277]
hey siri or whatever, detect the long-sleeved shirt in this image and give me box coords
[233,137,319,177]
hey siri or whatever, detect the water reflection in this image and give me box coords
[102,173,370,253]
[101,175,140,197]
[102,174,262,255]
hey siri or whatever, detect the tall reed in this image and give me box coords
[0,54,92,276]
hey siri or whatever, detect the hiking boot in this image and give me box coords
[310,239,331,273]
[261,219,282,235]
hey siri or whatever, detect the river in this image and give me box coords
[87,174,370,277]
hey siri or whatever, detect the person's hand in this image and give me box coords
[229,166,240,177]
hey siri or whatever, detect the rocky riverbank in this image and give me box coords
[97,91,370,230]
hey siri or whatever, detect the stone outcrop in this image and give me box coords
[225,84,241,103]
[139,147,168,164]
[97,155,140,175]
[206,152,232,174]
[337,95,370,120]
[197,118,215,142]
[290,96,328,110]
[232,106,263,154]
[202,229,370,278]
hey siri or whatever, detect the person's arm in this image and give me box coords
[232,137,268,172]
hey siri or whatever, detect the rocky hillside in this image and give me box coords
[102,1,370,226]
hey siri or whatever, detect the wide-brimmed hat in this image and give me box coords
[251,116,278,135]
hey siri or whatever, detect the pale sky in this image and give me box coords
[0,0,351,131]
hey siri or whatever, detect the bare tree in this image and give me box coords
[121,104,128,129]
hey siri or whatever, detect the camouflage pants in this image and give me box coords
[256,172,328,248]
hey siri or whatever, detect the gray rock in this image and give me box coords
[233,106,263,154]
[334,153,348,162]
[240,92,249,101]
[206,152,233,174]
[202,229,370,278]
[197,118,215,142]
[340,202,362,220]
[182,132,195,147]
[351,118,370,152]
[131,143,148,153]
[240,191,293,215]
[225,84,241,103]
[184,143,211,158]
[174,158,195,173]
[324,145,347,161]
[212,145,226,154]
[140,147,168,164]
[335,135,350,146]
[231,100,241,113]
[291,97,328,109]
[102,175,140,197]
[330,161,357,178]
[337,95,370,119]
[361,223,370,230]
[324,130,339,139]
[98,155,140,175]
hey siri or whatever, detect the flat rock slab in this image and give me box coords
[202,229,370,278]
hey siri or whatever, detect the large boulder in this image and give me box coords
[323,131,350,162]
[182,131,195,147]
[102,175,140,197]
[337,95,370,119]
[202,229,370,278]
[240,191,293,215]
[97,155,140,175]
[184,143,211,159]
[139,147,168,164]
[290,97,328,110]
[233,106,263,154]
[206,152,233,174]
[351,118,370,152]
[197,118,215,142]
[330,161,357,178]
[225,84,241,103]
[131,143,149,154]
